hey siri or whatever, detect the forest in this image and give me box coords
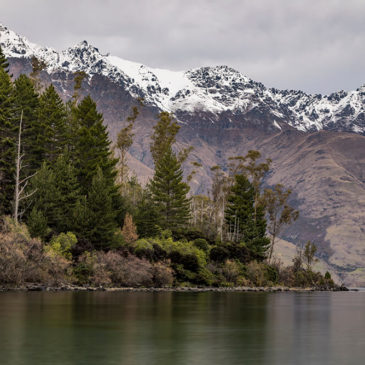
[0,47,337,289]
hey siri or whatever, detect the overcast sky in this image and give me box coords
[1,0,365,94]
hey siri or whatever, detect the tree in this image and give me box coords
[37,85,67,162]
[74,167,118,248]
[121,213,138,244]
[225,174,270,259]
[262,184,299,261]
[150,111,180,166]
[13,74,41,176]
[73,96,118,193]
[115,106,138,189]
[134,190,161,238]
[0,46,10,73]
[303,240,317,271]
[149,147,191,230]
[0,67,15,214]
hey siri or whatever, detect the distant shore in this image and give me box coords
[0,284,353,293]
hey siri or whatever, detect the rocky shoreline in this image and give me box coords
[0,284,354,293]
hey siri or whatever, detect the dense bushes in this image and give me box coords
[0,216,337,289]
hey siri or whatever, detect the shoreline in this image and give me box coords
[0,285,354,293]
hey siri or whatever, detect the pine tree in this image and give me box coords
[225,174,270,259]
[13,74,41,176]
[149,147,190,230]
[38,85,67,162]
[52,154,81,233]
[134,190,161,238]
[74,167,118,248]
[0,46,10,74]
[150,111,180,165]
[73,96,118,193]
[0,68,15,214]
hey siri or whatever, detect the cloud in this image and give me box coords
[1,0,365,93]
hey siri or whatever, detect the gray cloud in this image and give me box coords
[1,0,365,93]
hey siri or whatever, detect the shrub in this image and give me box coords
[75,251,154,287]
[152,262,174,287]
[193,238,209,252]
[210,246,229,262]
[246,261,267,286]
[47,232,77,259]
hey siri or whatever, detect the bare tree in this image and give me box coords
[13,110,37,223]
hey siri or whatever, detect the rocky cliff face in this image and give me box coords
[1,24,365,285]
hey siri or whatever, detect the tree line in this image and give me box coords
[0,47,337,289]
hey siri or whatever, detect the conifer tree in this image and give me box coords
[0,46,10,74]
[149,147,190,230]
[0,68,15,214]
[38,85,67,162]
[150,112,180,165]
[74,167,118,248]
[225,174,270,259]
[73,96,118,193]
[13,74,41,176]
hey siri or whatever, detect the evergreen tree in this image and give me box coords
[225,174,269,259]
[38,85,67,162]
[149,147,190,230]
[150,111,180,165]
[0,46,10,73]
[13,74,41,176]
[134,191,161,238]
[52,154,81,233]
[73,96,118,193]
[0,68,15,214]
[74,167,118,248]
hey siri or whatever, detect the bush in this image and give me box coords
[210,246,229,262]
[47,232,77,259]
[246,261,267,286]
[152,262,174,287]
[193,238,209,252]
[0,220,73,286]
[75,251,154,287]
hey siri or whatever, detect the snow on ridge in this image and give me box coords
[1,23,365,134]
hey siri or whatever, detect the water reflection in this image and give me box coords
[0,291,364,365]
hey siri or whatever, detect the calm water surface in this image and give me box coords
[0,291,364,365]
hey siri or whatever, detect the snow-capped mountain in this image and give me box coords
[1,23,364,134]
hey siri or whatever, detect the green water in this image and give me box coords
[0,291,364,365]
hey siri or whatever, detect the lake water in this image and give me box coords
[0,291,364,365]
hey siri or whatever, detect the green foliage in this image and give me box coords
[0,46,10,73]
[27,208,49,240]
[47,232,77,260]
[150,111,180,165]
[73,96,118,193]
[0,68,15,214]
[13,74,41,176]
[193,238,209,252]
[38,85,67,162]
[150,147,191,230]
[225,174,270,259]
[73,167,119,249]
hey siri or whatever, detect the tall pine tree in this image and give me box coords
[38,85,67,162]
[149,147,190,230]
[225,174,269,259]
[72,96,118,193]
[13,74,41,176]
[0,67,15,214]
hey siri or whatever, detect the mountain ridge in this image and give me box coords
[1,23,365,135]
